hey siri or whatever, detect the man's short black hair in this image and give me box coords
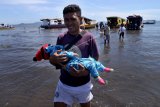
[63,4,81,16]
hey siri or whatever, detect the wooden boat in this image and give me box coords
[126,15,143,30]
[143,20,156,24]
[80,17,96,29]
[0,27,14,30]
[0,24,15,30]
[106,16,126,28]
[40,18,66,29]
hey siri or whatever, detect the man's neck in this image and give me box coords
[68,29,85,36]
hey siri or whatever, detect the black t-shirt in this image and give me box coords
[56,31,99,87]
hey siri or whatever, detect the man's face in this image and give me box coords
[63,12,81,35]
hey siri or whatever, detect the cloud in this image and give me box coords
[27,5,52,12]
[0,0,48,5]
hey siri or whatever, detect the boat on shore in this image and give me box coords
[126,15,143,30]
[143,20,156,24]
[80,17,96,29]
[40,18,66,29]
[106,16,126,28]
[0,24,15,30]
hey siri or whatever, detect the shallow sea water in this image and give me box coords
[0,22,160,107]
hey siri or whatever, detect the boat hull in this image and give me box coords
[0,27,15,30]
[143,20,156,24]
[40,24,66,29]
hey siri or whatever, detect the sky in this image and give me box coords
[0,0,160,24]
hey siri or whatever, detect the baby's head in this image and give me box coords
[33,44,50,61]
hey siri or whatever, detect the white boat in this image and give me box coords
[40,18,66,29]
[143,20,156,24]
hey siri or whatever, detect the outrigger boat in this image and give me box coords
[106,16,126,28]
[126,15,143,30]
[80,17,96,29]
[143,20,156,24]
[0,24,14,30]
[40,18,66,29]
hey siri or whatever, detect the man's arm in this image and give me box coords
[69,64,89,77]
[49,50,68,68]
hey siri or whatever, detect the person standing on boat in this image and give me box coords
[103,23,110,45]
[118,24,125,40]
[49,4,99,107]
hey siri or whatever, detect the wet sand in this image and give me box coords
[0,23,160,107]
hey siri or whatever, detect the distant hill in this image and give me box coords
[14,22,42,27]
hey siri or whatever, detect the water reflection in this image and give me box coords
[104,43,110,49]
[119,39,125,48]
[126,30,142,35]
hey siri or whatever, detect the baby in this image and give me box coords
[33,44,114,85]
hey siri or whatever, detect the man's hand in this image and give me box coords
[69,63,89,77]
[49,50,68,65]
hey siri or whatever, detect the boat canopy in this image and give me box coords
[40,18,65,28]
[106,16,126,28]
[126,15,143,30]
[127,15,142,21]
